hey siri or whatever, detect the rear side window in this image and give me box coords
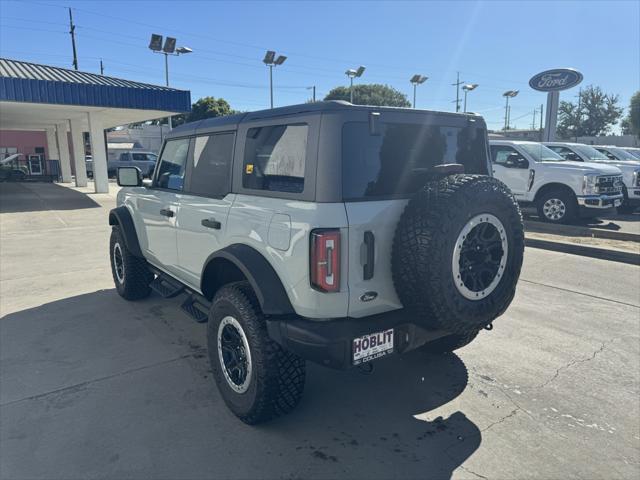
[188,133,235,197]
[155,138,189,191]
[242,124,308,193]
[342,122,489,200]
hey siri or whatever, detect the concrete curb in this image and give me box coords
[525,238,640,266]
[525,220,640,243]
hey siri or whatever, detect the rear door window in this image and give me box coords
[155,138,189,191]
[342,122,488,200]
[242,124,308,193]
[187,132,235,197]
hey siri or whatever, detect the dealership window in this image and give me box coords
[188,133,235,197]
[155,138,189,191]
[242,124,308,193]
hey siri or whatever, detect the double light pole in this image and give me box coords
[502,90,519,130]
[345,66,366,103]
[461,83,479,113]
[263,50,287,109]
[149,34,192,130]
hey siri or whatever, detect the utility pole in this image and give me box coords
[100,59,104,75]
[540,103,544,130]
[68,8,78,70]
[452,72,463,112]
[575,87,582,142]
[312,86,316,102]
[532,108,537,130]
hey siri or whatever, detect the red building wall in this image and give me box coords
[0,130,49,158]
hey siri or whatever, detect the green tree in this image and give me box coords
[621,91,640,137]
[324,84,411,107]
[557,85,623,138]
[173,96,236,126]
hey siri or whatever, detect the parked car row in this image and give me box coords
[86,150,158,179]
[489,140,640,223]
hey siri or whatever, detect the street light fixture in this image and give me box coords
[148,33,193,130]
[410,74,428,109]
[263,50,287,109]
[461,83,478,113]
[502,90,519,130]
[345,66,366,104]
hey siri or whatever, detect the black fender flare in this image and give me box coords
[202,244,295,316]
[108,206,143,257]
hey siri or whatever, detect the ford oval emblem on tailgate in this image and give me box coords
[360,291,378,302]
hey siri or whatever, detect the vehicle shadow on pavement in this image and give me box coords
[0,289,480,480]
[0,182,101,213]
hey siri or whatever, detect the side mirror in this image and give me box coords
[505,153,529,169]
[117,166,142,187]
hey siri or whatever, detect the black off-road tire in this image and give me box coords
[392,174,524,335]
[208,282,306,424]
[421,331,479,354]
[536,187,578,224]
[109,226,153,300]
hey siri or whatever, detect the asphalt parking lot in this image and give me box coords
[1,182,639,479]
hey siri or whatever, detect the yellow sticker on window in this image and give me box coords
[245,164,254,174]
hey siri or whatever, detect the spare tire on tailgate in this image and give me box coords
[392,174,524,334]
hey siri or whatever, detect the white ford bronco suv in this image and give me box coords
[490,140,623,224]
[109,101,524,424]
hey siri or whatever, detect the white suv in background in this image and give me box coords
[545,142,640,213]
[490,140,623,224]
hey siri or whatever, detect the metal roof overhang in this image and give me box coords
[0,59,191,130]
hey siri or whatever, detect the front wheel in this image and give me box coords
[536,188,578,224]
[208,282,305,424]
[109,226,153,300]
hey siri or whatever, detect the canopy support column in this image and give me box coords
[69,119,88,187]
[88,112,109,193]
[55,122,72,183]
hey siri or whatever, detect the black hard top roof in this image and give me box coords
[168,100,480,138]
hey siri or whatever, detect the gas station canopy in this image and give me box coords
[0,58,191,192]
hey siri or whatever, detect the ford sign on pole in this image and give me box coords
[530,68,583,142]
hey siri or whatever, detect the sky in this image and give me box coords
[0,0,638,131]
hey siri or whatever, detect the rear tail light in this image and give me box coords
[310,229,340,292]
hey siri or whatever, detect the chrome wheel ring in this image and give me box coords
[452,214,508,301]
[113,242,125,284]
[217,316,252,394]
[543,198,566,221]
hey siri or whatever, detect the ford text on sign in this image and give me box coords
[529,69,583,92]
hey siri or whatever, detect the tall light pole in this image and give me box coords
[263,50,287,109]
[345,66,365,104]
[307,86,316,102]
[149,34,192,130]
[502,90,519,130]
[461,83,478,113]
[409,74,428,109]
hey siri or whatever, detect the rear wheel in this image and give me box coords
[207,282,305,424]
[536,188,578,224]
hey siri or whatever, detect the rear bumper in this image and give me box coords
[266,309,449,370]
[576,193,623,209]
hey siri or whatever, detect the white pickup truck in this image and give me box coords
[544,142,640,214]
[490,140,623,224]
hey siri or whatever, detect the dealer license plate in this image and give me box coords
[352,329,394,365]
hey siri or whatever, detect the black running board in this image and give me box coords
[149,275,184,298]
[181,295,210,323]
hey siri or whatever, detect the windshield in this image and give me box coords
[519,143,565,162]
[626,149,640,159]
[605,147,639,161]
[132,153,158,162]
[572,144,610,161]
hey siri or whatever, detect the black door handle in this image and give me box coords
[160,208,174,218]
[201,218,221,229]
[363,231,375,280]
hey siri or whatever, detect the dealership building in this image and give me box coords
[0,58,190,192]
